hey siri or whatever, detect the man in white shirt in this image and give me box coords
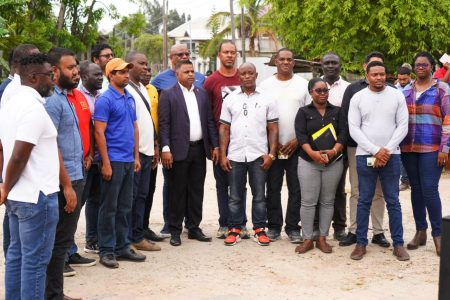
[0,53,60,299]
[321,52,351,241]
[348,61,409,261]
[220,62,279,247]
[158,60,219,246]
[259,48,308,243]
[125,51,161,252]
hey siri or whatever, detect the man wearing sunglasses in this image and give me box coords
[91,43,115,92]
[152,44,206,238]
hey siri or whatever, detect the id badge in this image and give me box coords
[367,157,375,167]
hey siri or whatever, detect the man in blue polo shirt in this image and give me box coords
[94,58,146,268]
[152,44,205,237]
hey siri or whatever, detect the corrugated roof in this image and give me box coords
[168,17,229,41]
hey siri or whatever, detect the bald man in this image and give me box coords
[151,44,205,237]
[219,63,279,246]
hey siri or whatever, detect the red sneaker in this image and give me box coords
[254,228,270,246]
[224,228,241,246]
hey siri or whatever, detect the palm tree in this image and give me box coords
[204,0,279,57]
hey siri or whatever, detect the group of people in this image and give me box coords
[0,39,449,300]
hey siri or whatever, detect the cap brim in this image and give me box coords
[114,62,134,71]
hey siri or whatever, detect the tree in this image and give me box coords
[205,0,278,56]
[139,0,186,34]
[266,0,450,72]
[134,33,164,64]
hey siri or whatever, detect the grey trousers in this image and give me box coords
[298,157,343,240]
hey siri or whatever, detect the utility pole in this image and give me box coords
[240,6,246,62]
[162,0,168,69]
[229,0,236,44]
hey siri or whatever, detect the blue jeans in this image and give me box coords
[3,213,10,258]
[228,158,267,230]
[130,153,153,243]
[5,192,59,300]
[98,162,134,257]
[401,151,442,236]
[213,163,247,227]
[356,155,404,247]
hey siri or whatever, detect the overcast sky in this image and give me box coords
[98,0,238,32]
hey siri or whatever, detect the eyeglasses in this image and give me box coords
[33,72,54,80]
[414,63,430,69]
[174,52,190,58]
[99,53,114,59]
[313,88,329,94]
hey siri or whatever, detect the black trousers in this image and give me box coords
[45,180,85,300]
[332,154,348,231]
[143,166,158,230]
[168,143,206,235]
[266,154,301,234]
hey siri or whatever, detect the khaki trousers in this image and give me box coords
[347,147,385,235]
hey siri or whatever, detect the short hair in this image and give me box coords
[79,60,92,77]
[18,53,49,76]
[175,60,193,71]
[91,43,112,61]
[364,51,385,64]
[218,40,236,53]
[11,44,39,65]
[125,51,144,63]
[397,67,411,75]
[413,51,436,72]
[401,63,412,70]
[322,51,340,60]
[275,48,294,58]
[366,61,386,73]
[308,77,326,92]
[7,50,14,68]
[47,47,75,67]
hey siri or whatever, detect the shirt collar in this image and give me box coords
[306,100,334,109]
[18,85,46,105]
[108,84,131,99]
[322,76,343,87]
[53,85,67,96]
[79,84,100,97]
[178,82,194,93]
[238,87,260,96]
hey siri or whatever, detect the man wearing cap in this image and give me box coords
[94,58,146,268]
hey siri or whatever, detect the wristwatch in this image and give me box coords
[268,154,276,161]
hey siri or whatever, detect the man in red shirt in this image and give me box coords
[204,40,248,239]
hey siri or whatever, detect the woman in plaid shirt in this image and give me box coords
[401,51,450,256]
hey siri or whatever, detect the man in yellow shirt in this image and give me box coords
[140,66,164,241]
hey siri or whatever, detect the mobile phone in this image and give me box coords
[367,157,375,167]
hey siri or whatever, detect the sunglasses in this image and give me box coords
[414,63,430,69]
[313,88,329,94]
[175,52,190,58]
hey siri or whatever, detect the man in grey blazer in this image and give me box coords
[158,60,219,246]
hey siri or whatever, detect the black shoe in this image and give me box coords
[116,248,146,262]
[170,234,182,246]
[333,229,347,242]
[372,233,391,248]
[143,228,165,242]
[99,254,119,268]
[63,262,76,277]
[188,229,212,242]
[68,253,96,267]
[339,232,357,246]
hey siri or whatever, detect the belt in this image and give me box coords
[189,139,203,146]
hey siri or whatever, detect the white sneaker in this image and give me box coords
[216,226,228,239]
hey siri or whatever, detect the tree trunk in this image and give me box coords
[56,1,66,32]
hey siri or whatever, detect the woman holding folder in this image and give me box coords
[294,77,347,254]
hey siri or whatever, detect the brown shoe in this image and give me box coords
[407,230,427,250]
[64,295,82,300]
[393,246,410,261]
[316,237,332,253]
[433,236,441,256]
[132,239,161,251]
[350,244,366,260]
[295,239,314,254]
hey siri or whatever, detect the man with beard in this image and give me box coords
[44,47,85,300]
[94,58,145,268]
[348,61,409,261]
[64,62,97,276]
[0,53,59,300]
[91,43,115,92]
[259,48,309,243]
[204,40,249,239]
[77,61,104,254]
[125,51,161,251]
[321,52,350,242]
